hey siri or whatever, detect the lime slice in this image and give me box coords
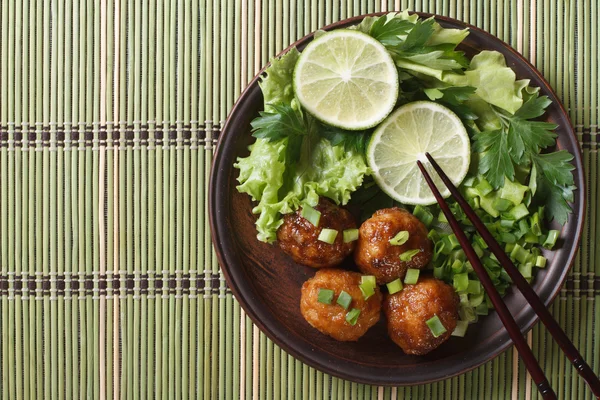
[367,101,471,205]
[293,29,398,130]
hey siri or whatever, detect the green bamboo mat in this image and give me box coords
[0,0,597,399]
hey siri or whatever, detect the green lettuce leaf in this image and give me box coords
[258,48,300,111]
[235,47,369,242]
[235,136,368,242]
[445,51,529,114]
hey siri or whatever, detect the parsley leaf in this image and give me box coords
[473,129,515,188]
[250,103,313,163]
[398,19,436,51]
[251,103,306,141]
[369,16,414,46]
[319,124,371,154]
[473,95,576,223]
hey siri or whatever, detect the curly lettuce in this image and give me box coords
[235,49,369,242]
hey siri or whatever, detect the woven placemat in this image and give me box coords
[0,0,597,398]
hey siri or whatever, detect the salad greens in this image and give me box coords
[235,49,368,243]
[234,11,576,322]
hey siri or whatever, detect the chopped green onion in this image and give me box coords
[543,230,559,249]
[318,228,338,244]
[475,302,489,315]
[519,263,533,279]
[386,278,403,294]
[437,210,448,223]
[427,229,440,242]
[451,259,464,273]
[301,204,321,227]
[336,291,352,310]
[500,219,515,229]
[530,212,542,236]
[507,203,529,221]
[399,249,420,262]
[389,231,409,246]
[359,283,375,300]
[442,234,461,251]
[510,244,530,264]
[342,228,359,243]
[404,269,420,285]
[359,275,376,300]
[492,198,513,212]
[459,293,469,304]
[505,243,515,253]
[464,261,474,273]
[469,292,485,307]
[433,265,445,280]
[523,232,539,244]
[453,273,469,292]
[459,305,477,322]
[317,289,334,304]
[466,280,481,294]
[497,232,517,244]
[479,194,500,217]
[426,315,447,338]
[451,320,469,337]
[433,240,446,261]
[413,205,434,227]
[361,275,376,287]
[500,178,529,205]
[472,242,484,258]
[473,235,488,249]
[535,256,547,268]
[345,308,361,325]
[475,178,493,196]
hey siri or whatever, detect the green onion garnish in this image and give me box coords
[336,290,352,310]
[426,315,447,338]
[342,228,359,243]
[510,244,530,264]
[507,203,529,221]
[404,269,420,285]
[472,242,484,258]
[450,259,464,273]
[361,275,376,287]
[318,228,338,244]
[359,276,376,300]
[518,263,533,279]
[475,302,489,315]
[542,230,559,249]
[451,320,469,337]
[459,293,469,304]
[535,255,547,268]
[453,273,469,292]
[500,178,529,205]
[468,292,485,307]
[530,212,542,236]
[317,289,334,304]
[389,230,409,246]
[459,305,477,323]
[475,178,493,196]
[441,234,460,251]
[399,249,420,262]
[413,205,433,227]
[466,280,481,294]
[301,204,321,227]
[386,278,403,294]
[492,197,513,212]
[345,308,361,326]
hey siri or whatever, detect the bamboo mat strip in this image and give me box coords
[0,1,599,399]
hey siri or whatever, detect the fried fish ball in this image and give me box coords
[354,207,432,284]
[384,276,459,355]
[277,198,357,268]
[300,269,382,341]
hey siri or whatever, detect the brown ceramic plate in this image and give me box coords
[209,12,585,385]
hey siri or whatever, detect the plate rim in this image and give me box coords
[209,11,586,386]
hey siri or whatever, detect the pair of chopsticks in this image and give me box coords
[417,153,600,400]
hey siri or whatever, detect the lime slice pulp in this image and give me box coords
[293,29,399,131]
[367,101,471,205]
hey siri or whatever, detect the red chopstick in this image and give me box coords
[419,152,600,399]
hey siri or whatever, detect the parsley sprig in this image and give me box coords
[473,95,575,223]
